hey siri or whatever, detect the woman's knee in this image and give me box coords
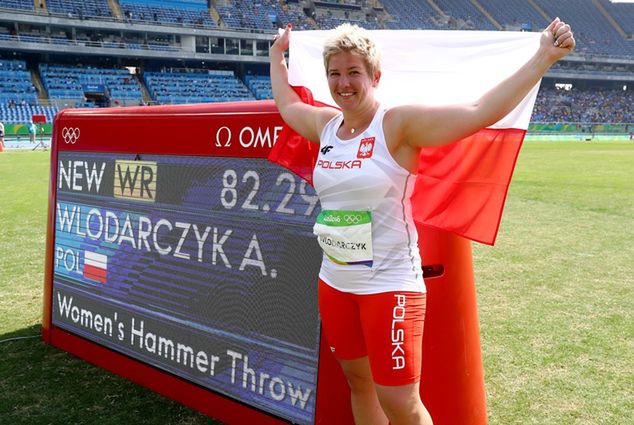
[339,357,375,392]
[375,382,432,424]
[377,390,418,416]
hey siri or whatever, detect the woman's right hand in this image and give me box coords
[270,24,292,55]
[539,17,575,65]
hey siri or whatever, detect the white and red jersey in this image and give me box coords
[312,108,425,294]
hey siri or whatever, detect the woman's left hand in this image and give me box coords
[540,17,576,63]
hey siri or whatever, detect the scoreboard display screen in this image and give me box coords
[44,102,326,425]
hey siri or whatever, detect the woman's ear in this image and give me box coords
[373,70,382,87]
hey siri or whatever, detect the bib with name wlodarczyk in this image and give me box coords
[313,210,373,267]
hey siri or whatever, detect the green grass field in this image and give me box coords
[1,141,632,424]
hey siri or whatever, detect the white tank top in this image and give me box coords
[313,107,425,294]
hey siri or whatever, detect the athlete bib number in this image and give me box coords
[313,210,373,267]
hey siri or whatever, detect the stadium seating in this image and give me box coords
[46,0,112,18]
[598,0,634,37]
[214,0,315,30]
[0,59,27,71]
[244,74,272,100]
[318,15,366,30]
[532,86,633,124]
[0,0,34,12]
[3,0,633,56]
[216,0,279,30]
[0,60,59,124]
[533,0,633,56]
[39,64,143,104]
[0,104,59,124]
[477,0,548,30]
[276,2,317,31]
[144,69,254,103]
[0,59,38,106]
[434,0,496,30]
[311,1,378,30]
[379,0,440,29]
[1,0,633,129]
[0,69,38,105]
[119,0,216,28]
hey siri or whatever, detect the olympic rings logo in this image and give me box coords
[62,127,80,144]
[343,214,362,224]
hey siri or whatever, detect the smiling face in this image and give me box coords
[326,50,381,112]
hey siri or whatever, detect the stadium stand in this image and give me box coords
[1,0,632,55]
[0,59,58,124]
[216,1,266,30]
[0,58,27,72]
[0,59,37,105]
[46,0,113,18]
[119,0,216,28]
[212,0,316,31]
[600,0,634,37]
[0,103,58,124]
[309,0,382,30]
[0,0,632,131]
[244,74,273,100]
[39,64,143,105]
[144,69,254,104]
[433,0,496,30]
[379,0,440,30]
[0,0,34,12]
[532,86,633,124]
[276,2,317,31]
[477,0,548,31]
[533,0,633,56]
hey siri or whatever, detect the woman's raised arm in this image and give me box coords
[391,18,576,148]
[270,25,337,143]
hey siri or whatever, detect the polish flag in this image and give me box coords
[269,30,542,245]
[84,251,107,283]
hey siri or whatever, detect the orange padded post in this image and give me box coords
[418,225,487,425]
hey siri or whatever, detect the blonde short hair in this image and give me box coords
[323,23,381,76]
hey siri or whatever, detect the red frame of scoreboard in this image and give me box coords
[41,101,353,425]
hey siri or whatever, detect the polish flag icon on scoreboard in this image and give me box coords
[84,251,107,283]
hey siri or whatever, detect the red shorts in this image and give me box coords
[318,279,426,386]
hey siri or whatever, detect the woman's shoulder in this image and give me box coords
[383,104,435,135]
[316,107,342,132]
[383,106,408,141]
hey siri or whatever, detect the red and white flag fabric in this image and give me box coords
[84,250,107,283]
[269,30,542,245]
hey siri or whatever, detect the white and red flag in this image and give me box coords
[270,30,542,245]
[84,250,107,283]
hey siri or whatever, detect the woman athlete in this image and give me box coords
[270,19,575,425]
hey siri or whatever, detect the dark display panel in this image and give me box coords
[52,152,322,424]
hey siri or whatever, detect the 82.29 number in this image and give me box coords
[220,169,319,216]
